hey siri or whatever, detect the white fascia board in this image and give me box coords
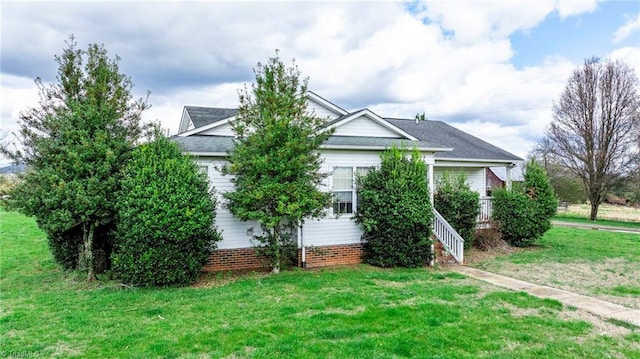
[187,151,229,157]
[321,144,446,152]
[323,109,419,141]
[435,158,520,167]
[178,107,193,134]
[306,92,349,116]
[178,116,237,137]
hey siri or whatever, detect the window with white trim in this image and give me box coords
[332,166,373,215]
[196,162,214,191]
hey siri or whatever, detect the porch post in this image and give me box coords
[506,165,512,191]
[425,156,435,204]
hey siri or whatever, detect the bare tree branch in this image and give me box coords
[545,58,639,220]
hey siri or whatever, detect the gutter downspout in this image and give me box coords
[297,220,306,268]
[426,155,436,267]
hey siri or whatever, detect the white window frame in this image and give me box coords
[196,162,215,191]
[331,166,373,216]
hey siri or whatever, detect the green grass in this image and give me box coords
[553,213,640,229]
[485,226,640,264]
[1,211,639,358]
[611,285,640,296]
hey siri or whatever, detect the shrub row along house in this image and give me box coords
[172,92,522,271]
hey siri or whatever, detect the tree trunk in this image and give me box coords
[589,201,599,221]
[80,222,96,281]
[271,226,281,274]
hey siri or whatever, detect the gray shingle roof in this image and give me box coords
[324,136,446,150]
[177,104,522,163]
[172,135,233,153]
[171,135,447,154]
[185,106,238,128]
[385,118,522,162]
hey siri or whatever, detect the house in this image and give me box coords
[486,165,525,196]
[172,92,522,271]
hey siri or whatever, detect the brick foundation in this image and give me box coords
[299,243,364,268]
[204,243,365,272]
[203,247,270,272]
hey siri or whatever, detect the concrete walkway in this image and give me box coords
[451,266,640,327]
[552,220,640,234]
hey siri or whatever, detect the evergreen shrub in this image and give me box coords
[354,146,433,267]
[112,136,221,287]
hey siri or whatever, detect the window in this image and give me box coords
[332,167,353,214]
[332,166,373,215]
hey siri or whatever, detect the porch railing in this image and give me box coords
[432,209,464,264]
[477,197,493,228]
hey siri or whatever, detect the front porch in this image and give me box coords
[432,196,495,265]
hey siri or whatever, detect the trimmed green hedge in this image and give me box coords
[354,146,433,267]
[112,136,221,287]
[434,173,480,249]
[492,159,558,247]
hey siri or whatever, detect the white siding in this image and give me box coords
[197,159,260,249]
[200,122,234,136]
[333,116,401,138]
[433,167,486,196]
[306,98,341,121]
[302,150,382,247]
[198,150,439,250]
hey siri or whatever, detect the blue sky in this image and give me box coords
[511,1,639,68]
[1,1,639,164]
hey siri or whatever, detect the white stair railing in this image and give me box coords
[477,197,493,229]
[432,209,464,264]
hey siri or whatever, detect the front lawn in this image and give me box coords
[553,214,640,230]
[471,226,640,310]
[1,211,638,358]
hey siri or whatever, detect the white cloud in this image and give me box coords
[556,0,598,18]
[613,13,640,44]
[417,1,555,43]
[0,75,39,134]
[607,46,640,76]
[0,0,634,164]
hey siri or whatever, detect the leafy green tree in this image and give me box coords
[492,159,557,247]
[434,172,480,249]
[354,146,433,267]
[112,134,221,287]
[223,53,332,273]
[523,158,559,220]
[1,36,149,280]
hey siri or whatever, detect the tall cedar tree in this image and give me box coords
[223,54,332,273]
[1,37,149,280]
[545,58,639,220]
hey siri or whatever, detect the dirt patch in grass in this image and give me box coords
[476,258,640,310]
[193,269,271,288]
[558,308,634,338]
[462,246,529,266]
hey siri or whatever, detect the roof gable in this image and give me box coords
[306,91,348,119]
[178,107,238,137]
[325,109,418,141]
